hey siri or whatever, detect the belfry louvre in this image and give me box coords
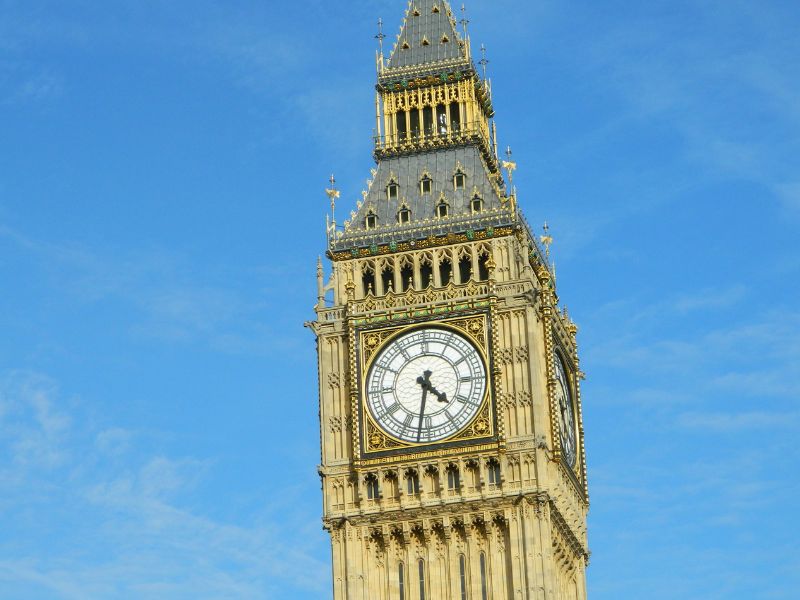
[308,2,589,598]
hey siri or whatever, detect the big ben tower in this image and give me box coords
[309,1,590,598]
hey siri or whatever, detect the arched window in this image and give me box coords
[365,474,380,501]
[406,470,420,495]
[439,257,453,286]
[420,257,433,289]
[459,254,472,283]
[399,563,406,600]
[478,251,490,281]
[387,181,399,200]
[487,459,501,487]
[436,199,449,218]
[381,264,394,294]
[400,261,414,292]
[365,211,378,230]
[454,169,466,190]
[447,465,460,491]
[459,555,468,600]
[362,264,376,296]
[418,559,427,600]
[479,553,488,600]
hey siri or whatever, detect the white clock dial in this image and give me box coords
[554,353,577,468]
[366,327,488,444]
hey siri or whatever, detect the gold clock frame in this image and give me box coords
[552,347,579,473]
[357,313,497,461]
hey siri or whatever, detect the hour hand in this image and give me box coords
[428,386,448,403]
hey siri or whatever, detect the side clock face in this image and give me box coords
[366,327,487,444]
[554,353,577,468]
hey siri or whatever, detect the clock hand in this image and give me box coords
[416,370,448,404]
[415,371,432,443]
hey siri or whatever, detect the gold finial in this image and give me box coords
[501,146,517,192]
[540,222,553,260]
[325,173,340,221]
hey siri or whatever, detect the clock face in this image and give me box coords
[366,327,488,444]
[554,353,577,468]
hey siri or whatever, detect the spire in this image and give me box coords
[387,0,468,71]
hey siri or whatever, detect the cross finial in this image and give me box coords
[376,18,386,55]
[460,4,470,36]
[506,146,513,161]
[479,44,489,79]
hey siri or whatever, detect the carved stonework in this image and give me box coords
[315,22,590,596]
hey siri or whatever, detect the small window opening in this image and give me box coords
[478,253,490,281]
[421,37,430,47]
[406,471,420,495]
[459,555,468,600]
[446,466,460,491]
[454,172,466,190]
[410,110,420,138]
[420,176,432,195]
[398,207,411,224]
[432,4,440,13]
[488,459,501,486]
[449,102,461,131]
[423,106,434,136]
[442,34,450,44]
[459,255,472,283]
[479,553,488,600]
[395,111,408,141]
[381,266,394,294]
[399,563,406,600]
[412,7,421,16]
[436,201,449,219]
[418,560,427,600]
[471,196,483,213]
[401,40,410,50]
[439,259,452,286]
[365,474,380,501]
[436,105,448,135]
[420,262,433,288]
[362,268,375,296]
[365,212,378,230]
[388,182,400,200]
[401,264,414,292]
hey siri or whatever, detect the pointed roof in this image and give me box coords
[386,0,467,71]
[331,145,513,251]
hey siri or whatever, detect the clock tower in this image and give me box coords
[309,2,590,598]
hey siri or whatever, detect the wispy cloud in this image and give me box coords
[0,370,327,598]
[0,223,302,355]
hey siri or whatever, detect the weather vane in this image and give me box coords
[325,174,341,224]
[501,146,517,190]
[479,44,489,79]
[540,222,553,260]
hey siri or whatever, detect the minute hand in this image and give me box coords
[416,386,428,443]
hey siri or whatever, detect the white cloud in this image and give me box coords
[0,371,328,598]
[676,411,798,432]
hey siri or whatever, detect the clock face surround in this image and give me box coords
[365,327,488,445]
[554,352,577,468]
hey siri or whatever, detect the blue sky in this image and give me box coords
[1,0,798,598]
